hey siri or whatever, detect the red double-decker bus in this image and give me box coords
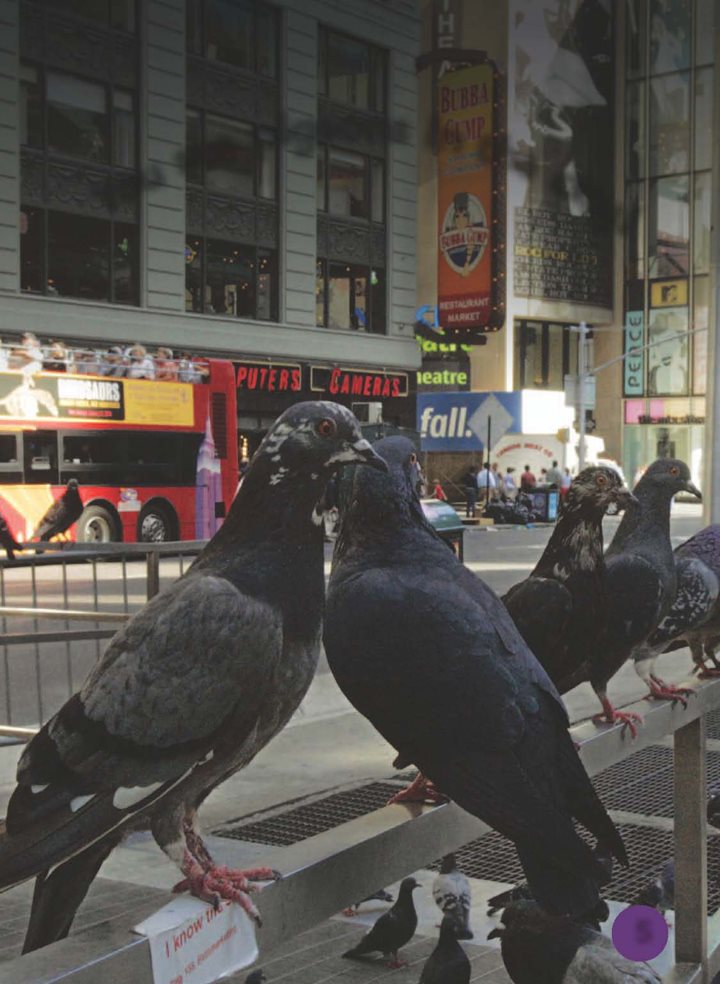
[0,359,238,543]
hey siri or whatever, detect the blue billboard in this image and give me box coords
[417,391,523,452]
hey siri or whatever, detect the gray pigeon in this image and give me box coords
[432,854,473,939]
[632,859,674,913]
[643,525,720,678]
[419,916,471,984]
[489,900,663,983]
[0,513,21,561]
[590,459,700,726]
[326,437,626,922]
[0,402,386,953]
[342,888,394,916]
[503,468,638,730]
[33,478,83,541]
[342,876,420,967]
[245,971,267,984]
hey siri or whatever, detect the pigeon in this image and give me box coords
[487,843,614,927]
[0,402,386,954]
[632,859,674,913]
[432,854,473,939]
[503,467,637,729]
[342,876,420,967]
[643,526,720,678]
[342,888,394,916]
[708,791,720,828]
[32,478,83,541]
[325,437,627,922]
[245,971,267,984]
[589,459,701,727]
[489,900,663,983]
[0,513,21,561]
[419,915,471,984]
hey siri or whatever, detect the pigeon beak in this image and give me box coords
[350,439,388,472]
[615,489,638,511]
[684,480,702,500]
[487,927,503,940]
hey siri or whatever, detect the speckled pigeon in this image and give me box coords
[432,854,473,939]
[642,525,720,678]
[342,887,394,916]
[33,478,83,541]
[503,467,637,730]
[591,459,701,726]
[342,876,420,967]
[0,402,386,954]
[489,900,663,983]
[419,916,471,984]
[326,437,627,922]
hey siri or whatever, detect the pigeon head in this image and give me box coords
[245,971,266,984]
[67,479,79,491]
[438,914,464,942]
[399,876,421,895]
[439,853,457,874]
[487,899,547,940]
[707,792,720,829]
[564,467,636,515]
[636,458,701,501]
[252,402,387,485]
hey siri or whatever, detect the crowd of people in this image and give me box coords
[0,333,211,383]
[449,459,574,519]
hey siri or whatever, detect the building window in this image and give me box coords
[513,321,579,391]
[318,29,386,112]
[187,0,278,77]
[317,146,384,222]
[186,110,276,200]
[20,208,139,304]
[185,237,277,321]
[315,260,385,334]
[50,0,135,32]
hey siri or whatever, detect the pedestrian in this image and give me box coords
[432,479,447,502]
[502,466,517,501]
[560,467,573,500]
[476,461,496,503]
[520,464,536,492]
[464,466,478,518]
[11,332,43,382]
[546,459,563,488]
[43,341,69,373]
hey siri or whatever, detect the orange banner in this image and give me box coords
[437,64,494,330]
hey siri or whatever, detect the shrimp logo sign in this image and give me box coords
[439,193,489,276]
[437,63,496,332]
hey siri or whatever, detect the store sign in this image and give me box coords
[417,391,521,451]
[235,361,303,393]
[624,311,645,397]
[0,371,193,426]
[651,279,688,308]
[310,367,409,399]
[437,64,496,335]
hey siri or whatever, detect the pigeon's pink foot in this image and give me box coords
[341,907,357,917]
[173,852,280,925]
[386,957,408,969]
[646,677,694,706]
[387,773,448,805]
[695,665,720,679]
[592,699,643,738]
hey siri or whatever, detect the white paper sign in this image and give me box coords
[134,897,258,984]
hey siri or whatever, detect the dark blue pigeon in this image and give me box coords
[325,437,626,922]
[419,916,471,984]
[0,402,386,954]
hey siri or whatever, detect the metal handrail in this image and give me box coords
[0,606,128,623]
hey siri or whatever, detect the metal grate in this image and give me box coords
[215,782,401,845]
[707,708,720,740]
[591,745,720,818]
[430,824,720,914]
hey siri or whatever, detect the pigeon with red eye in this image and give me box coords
[0,401,386,954]
[503,467,638,732]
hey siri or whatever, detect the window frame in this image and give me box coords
[315,258,386,334]
[186,108,278,201]
[318,27,387,114]
[317,143,385,224]
[186,0,279,78]
[184,235,278,322]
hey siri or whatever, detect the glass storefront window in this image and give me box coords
[627,0,647,78]
[694,68,713,170]
[695,0,714,65]
[649,0,691,74]
[649,72,689,175]
[693,275,708,395]
[513,321,576,390]
[112,223,138,305]
[648,174,689,276]
[370,267,386,334]
[693,170,711,274]
[328,263,367,330]
[626,80,645,179]
[328,149,368,219]
[47,211,110,301]
[20,63,42,147]
[647,305,689,395]
[47,71,107,163]
[205,115,254,197]
[205,0,253,70]
[623,418,703,488]
[625,182,645,279]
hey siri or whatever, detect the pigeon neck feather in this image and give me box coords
[532,497,605,579]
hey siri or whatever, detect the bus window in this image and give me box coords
[125,432,202,486]
[60,432,126,485]
[23,432,59,484]
[0,434,21,484]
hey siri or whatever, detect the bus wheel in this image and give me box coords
[77,505,118,543]
[138,504,175,543]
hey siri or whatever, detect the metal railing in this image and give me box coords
[0,677,717,981]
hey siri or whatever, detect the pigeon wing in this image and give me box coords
[33,498,65,540]
[602,554,666,653]
[0,574,281,890]
[564,939,662,983]
[676,524,720,573]
[645,556,719,650]
[503,576,573,678]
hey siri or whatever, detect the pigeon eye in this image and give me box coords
[316,418,336,438]
[596,474,607,487]
[670,465,680,477]
[409,453,417,465]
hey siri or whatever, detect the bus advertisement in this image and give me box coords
[0,359,238,543]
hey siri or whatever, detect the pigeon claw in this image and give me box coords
[386,957,408,969]
[174,860,268,926]
[387,773,448,805]
[592,708,643,739]
[646,678,694,706]
[341,907,357,917]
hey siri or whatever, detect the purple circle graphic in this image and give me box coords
[612,905,669,961]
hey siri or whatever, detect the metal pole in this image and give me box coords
[674,716,708,967]
[146,551,160,600]
[706,22,720,523]
[577,321,588,470]
[485,415,492,504]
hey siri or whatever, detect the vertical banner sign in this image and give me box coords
[624,311,645,396]
[437,64,494,333]
[508,0,614,306]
